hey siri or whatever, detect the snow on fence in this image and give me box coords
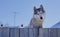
[0,27,60,37]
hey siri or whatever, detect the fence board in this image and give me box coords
[0,27,9,37]
[24,28,29,37]
[29,28,33,37]
[39,28,49,37]
[0,28,2,37]
[39,28,44,37]
[0,28,60,37]
[9,28,19,37]
[48,28,57,37]
[20,28,25,37]
[57,28,60,37]
[33,28,39,37]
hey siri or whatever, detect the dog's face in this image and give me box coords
[33,5,46,22]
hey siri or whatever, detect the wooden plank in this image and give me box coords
[24,28,29,37]
[0,28,60,37]
[48,28,53,37]
[48,28,57,37]
[57,28,60,37]
[33,28,39,37]
[20,28,39,37]
[20,28,25,37]
[29,28,34,37]
[0,27,2,37]
[0,27,9,37]
[52,28,57,37]
[9,28,19,37]
[39,28,43,37]
[39,28,49,37]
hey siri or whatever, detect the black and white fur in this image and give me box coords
[29,4,46,28]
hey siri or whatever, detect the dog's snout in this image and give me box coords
[40,17,43,19]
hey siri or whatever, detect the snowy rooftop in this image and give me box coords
[52,22,60,28]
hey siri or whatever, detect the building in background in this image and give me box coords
[51,21,60,28]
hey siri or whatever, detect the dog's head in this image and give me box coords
[33,5,46,21]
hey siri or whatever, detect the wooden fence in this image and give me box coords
[0,27,60,37]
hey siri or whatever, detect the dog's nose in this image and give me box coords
[40,17,43,19]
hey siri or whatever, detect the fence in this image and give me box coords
[0,27,60,37]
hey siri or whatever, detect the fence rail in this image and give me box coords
[0,27,60,37]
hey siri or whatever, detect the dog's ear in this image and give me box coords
[40,4,45,12]
[34,6,37,14]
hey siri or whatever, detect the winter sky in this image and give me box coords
[0,0,60,28]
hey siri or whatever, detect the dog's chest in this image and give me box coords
[32,18,43,26]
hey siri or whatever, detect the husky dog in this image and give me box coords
[29,4,46,28]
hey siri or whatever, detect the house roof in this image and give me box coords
[52,22,60,28]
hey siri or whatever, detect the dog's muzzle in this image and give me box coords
[40,17,43,19]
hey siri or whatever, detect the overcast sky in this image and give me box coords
[0,0,60,28]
